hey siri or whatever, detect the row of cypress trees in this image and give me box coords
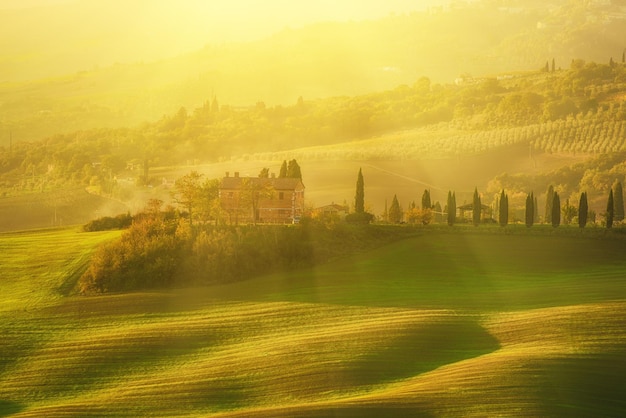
[442,184,621,229]
[356,169,624,228]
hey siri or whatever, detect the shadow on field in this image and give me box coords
[344,317,499,387]
[282,405,435,418]
[537,351,626,417]
[0,400,24,417]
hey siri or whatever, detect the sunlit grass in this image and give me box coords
[0,227,120,312]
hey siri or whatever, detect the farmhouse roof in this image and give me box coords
[458,203,491,211]
[220,176,305,190]
[316,204,348,212]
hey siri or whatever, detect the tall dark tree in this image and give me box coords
[499,189,508,227]
[279,160,288,178]
[525,193,534,227]
[472,187,481,227]
[421,189,432,210]
[355,168,365,214]
[545,185,554,224]
[552,192,561,228]
[534,194,539,223]
[613,181,624,222]
[607,188,614,229]
[286,159,302,179]
[388,195,402,224]
[446,191,456,226]
[258,168,270,178]
[552,58,556,72]
[578,192,588,228]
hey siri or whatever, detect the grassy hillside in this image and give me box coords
[1,227,625,416]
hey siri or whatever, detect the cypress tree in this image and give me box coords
[552,192,561,227]
[472,187,481,227]
[552,58,556,72]
[545,185,554,224]
[286,159,302,179]
[534,194,539,223]
[279,160,288,178]
[499,189,508,227]
[421,189,431,210]
[525,193,534,227]
[355,168,365,214]
[447,191,456,226]
[504,194,509,225]
[613,181,624,222]
[578,192,588,228]
[389,195,402,224]
[607,189,614,229]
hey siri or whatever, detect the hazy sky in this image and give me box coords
[0,0,455,43]
[0,0,461,81]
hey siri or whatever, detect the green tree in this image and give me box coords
[355,168,365,214]
[525,193,534,227]
[562,198,576,225]
[446,191,456,226]
[421,189,431,210]
[279,160,288,178]
[613,181,624,222]
[472,187,481,227]
[499,189,508,227]
[607,188,614,229]
[172,171,203,227]
[286,159,302,179]
[552,192,561,228]
[545,185,554,224]
[578,192,588,228]
[240,178,275,225]
[389,194,402,224]
[198,178,222,225]
[534,194,539,223]
[258,168,270,178]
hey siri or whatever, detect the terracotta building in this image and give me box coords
[219,172,305,224]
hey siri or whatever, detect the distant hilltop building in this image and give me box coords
[219,172,305,224]
[313,203,349,221]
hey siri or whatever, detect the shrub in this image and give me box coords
[83,213,133,232]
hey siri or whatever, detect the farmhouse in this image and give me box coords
[313,203,349,220]
[219,172,305,224]
[457,202,493,221]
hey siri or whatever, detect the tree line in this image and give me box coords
[352,168,625,229]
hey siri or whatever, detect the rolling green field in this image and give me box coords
[1,227,626,417]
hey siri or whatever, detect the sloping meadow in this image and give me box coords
[1,227,625,417]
